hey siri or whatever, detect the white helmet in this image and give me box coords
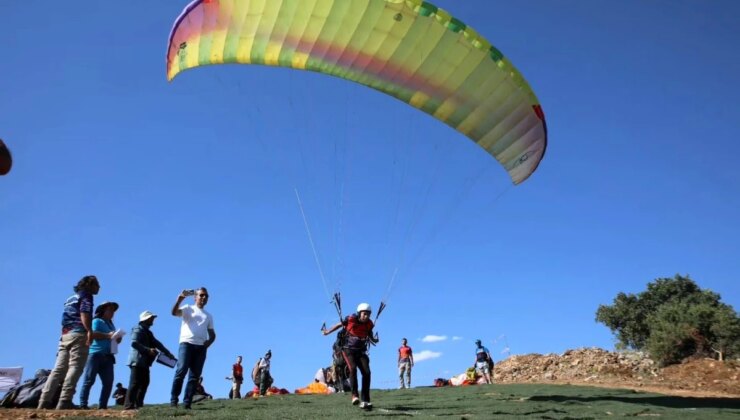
[356,303,372,313]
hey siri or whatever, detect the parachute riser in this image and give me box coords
[368,301,386,345]
[333,292,343,322]
[321,292,343,332]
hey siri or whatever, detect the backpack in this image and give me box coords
[251,359,262,386]
[1,369,53,408]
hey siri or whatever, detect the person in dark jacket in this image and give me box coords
[123,311,174,410]
[111,383,126,406]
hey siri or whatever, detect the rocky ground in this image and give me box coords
[494,347,740,398]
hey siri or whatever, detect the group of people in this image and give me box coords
[36,276,216,411]
[34,275,492,412]
[228,350,272,399]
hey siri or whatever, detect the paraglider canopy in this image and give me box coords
[0,139,12,175]
[166,0,547,185]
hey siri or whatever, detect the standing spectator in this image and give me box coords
[256,351,273,396]
[397,338,414,389]
[111,383,127,406]
[79,301,120,409]
[474,339,493,384]
[38,275,100,410]
[230,356,243,399]
[170,288,216,409]
[323,303,378,411]
[124,311,174,410]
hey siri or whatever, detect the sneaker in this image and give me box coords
[360,402,373,410]
[351,396,360,405]
[79,405,90,410]
[170,402,178,408]
[184,404,192,410]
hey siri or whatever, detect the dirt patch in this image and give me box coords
[0,408,137,419]
[495,347,740,398]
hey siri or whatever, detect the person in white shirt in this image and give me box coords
[257,350,273,396]
[169,288,216,409]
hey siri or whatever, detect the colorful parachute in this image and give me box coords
[166,0,547,184]
[0,139,11,176]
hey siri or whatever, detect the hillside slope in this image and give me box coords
[495,347,740,397]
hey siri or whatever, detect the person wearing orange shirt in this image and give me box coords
[231,356,243,399]
[397,338,414,389]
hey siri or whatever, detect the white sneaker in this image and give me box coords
[351,396,360,405]
[360,402,373,410]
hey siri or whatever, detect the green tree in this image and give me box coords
[595,274,740,365]
[711,305,740,361]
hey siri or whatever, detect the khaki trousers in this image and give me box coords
[38,332,89,408]
[398,361,412,387]
[231,380,242,399]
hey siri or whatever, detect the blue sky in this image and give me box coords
[1,0,739,404]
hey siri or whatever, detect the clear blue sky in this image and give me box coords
[1,0,739,404]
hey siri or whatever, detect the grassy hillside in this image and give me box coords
[7,384,740,419]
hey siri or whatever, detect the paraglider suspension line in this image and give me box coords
[295,187,330,299]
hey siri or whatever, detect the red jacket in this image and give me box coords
[343,314,374,350]
[233,363,243,381]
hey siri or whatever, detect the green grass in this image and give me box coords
[63,384,740,419]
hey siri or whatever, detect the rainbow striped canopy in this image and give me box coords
[166,0,547,184]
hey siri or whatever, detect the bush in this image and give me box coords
[596,275,740,365]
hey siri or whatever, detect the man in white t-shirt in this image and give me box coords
[169,287,216,409]
[257,350,273,396]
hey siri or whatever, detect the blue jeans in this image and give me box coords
[78,352,114,408]
[170,343,207,405]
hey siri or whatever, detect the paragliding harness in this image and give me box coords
[251,359,270,386]
[333,328,348,355]
[251,357,273,395]
[476,347,494,373]
[251,359,261,386]
[331,329,350,392]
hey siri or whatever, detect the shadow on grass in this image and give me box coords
[529,394,740,410]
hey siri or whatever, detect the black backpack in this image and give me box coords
[1,369,55,408]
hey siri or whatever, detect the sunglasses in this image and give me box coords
[198,294,209,298]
